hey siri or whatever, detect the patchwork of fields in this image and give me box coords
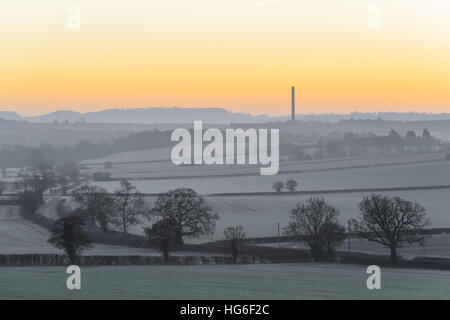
[203,189,450,236]
[2,147,450,301]
[84,151,450,196]
[4,151,450,258]
[81,151,450,247]
[109,184,450,243]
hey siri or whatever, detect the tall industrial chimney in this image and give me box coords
[291,86,295,121]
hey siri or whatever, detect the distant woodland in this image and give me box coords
[0,119,443,169]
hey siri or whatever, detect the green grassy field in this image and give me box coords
[1,263,449,300]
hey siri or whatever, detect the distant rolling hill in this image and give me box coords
[21,107,270,124]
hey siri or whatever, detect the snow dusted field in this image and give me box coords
[121,189,450,242]
[4,150,450,257]
[0,206,54,254]
[259,235,450,259]
[0,206,207,257]
[92,159,450,194]
[4,192,448,258]
[1,263,449,300]
[80,150,450,245]
[82,150,445,181]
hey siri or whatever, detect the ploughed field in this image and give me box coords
[1,263,449,300]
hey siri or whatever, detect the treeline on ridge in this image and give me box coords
[0,130,171,168]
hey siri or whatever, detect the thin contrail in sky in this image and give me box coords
[97,47,108,57]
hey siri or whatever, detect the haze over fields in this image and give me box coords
[82,150,450,239]
[1,115,449,243]
[2,0,450,301]
[6,108,450,124]
[1,109,450,299]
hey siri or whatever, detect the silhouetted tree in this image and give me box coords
[16,166,56,215]
[18,191,42,216]
[150,188,218,244]
[285,197,345,261]
[113,179,147,233]
[405,131,416,140]
[272,181,284,193]
[144,219,176,262]
[286,179,298,192]
[73,185,115,232]
[350,194,430,264]
[58,177,69,195]
[224,225,246,261]
[389,129,400,138]
[48,216,92,264]
[20,165,56,200]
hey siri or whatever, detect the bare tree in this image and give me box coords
[113,179,146,234]
[58,176,69,195]
[21,165,56,200]
[285,197,345,261]
[73,185,115,232]
[224,225,246,261]
[286,179,298,192]
[350,194,430,264]
[48,216,92,265]
[151,188,218,244]
[272,181,284,193]
[17,165,56,215]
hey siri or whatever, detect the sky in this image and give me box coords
[1,0,450,116]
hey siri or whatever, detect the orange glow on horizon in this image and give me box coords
[1,0,450,116]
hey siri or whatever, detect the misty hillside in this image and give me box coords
[4,107,450,124]
[0,111,22,121]
[16,107,270,124]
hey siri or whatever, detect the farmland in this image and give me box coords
[36,189,450,242]
[4,148,450,265]
[78,150,450,249]
[203,189,450,236]
[82,150,446,181]
[1,263,449,300]
[3,196,449,259]
[85,152,450,194]
[0,206,211,256]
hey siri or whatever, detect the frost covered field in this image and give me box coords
[0,206,205,256]
[1,264,450,300]
[204,189,450,234]
[119,189,450,242]
[5,149,450,257]
[81,151,450,242]
[12,193,449,258]
[92,159,450,194]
